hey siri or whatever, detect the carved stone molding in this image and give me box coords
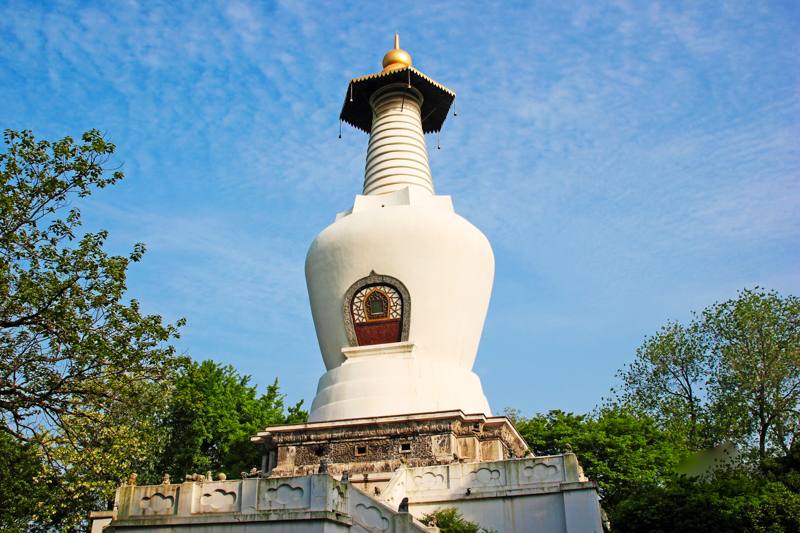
[255,411,528,481]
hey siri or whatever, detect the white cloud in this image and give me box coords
[1,0,797,412]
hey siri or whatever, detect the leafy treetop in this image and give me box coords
[0,128,186,444]
[156,359,308,479]
[615,288,800,462]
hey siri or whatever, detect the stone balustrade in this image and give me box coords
[103,474,428,532]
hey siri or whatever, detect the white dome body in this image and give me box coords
[305,194,495,422]
[307,203,494,371]
[305,53,494,422]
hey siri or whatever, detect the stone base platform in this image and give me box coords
[251,411,529,494]
[91,457,603,533]
[93,474,428,533]
[379,454,603,532]
[92,412,603,533]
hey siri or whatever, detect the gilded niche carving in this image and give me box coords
[342,271,410,347]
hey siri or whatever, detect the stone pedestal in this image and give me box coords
[252,411,528,494]
[93,457,603,533]
[101,474,429,533]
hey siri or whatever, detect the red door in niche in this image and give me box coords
[351,285,403,346]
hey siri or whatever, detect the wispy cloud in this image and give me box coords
[1,0,797,412]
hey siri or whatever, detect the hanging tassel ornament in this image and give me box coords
[454,98,457,116]
[349,83,353,102]
[339,119,342,139]
[400,70,410,112]
[438,130,441,150]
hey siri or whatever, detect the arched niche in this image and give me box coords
[342,271,411,347]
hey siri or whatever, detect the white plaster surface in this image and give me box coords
[335,187,453,221]
[306,199,495,422]
[89,512,115,533]
[341,341,417,362]
[309,356,491,422]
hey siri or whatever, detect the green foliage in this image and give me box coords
[611,472,800,533]
[157,359,308,478]
[761,446,800,494]
[512,406,686,509]
[1,359,308,530]
[704,288,800,460]
[615,288,800,462]
[0,390,168,532]
[606,287,800,530]
[421,507,497,533]
[0,128,186,443]
[615,321,713,450]
[0,129,188,530]
[0,432,55,532]
[745,482,800,532]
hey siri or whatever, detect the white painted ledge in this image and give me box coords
[335,186,454,221]
[342,341,417,363]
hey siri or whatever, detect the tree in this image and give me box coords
[611,471,800,533]
[761,445,800,494]
[614,288,800,462]
[0,129,187,531]
[704,288,800,460]
[0,431,55,532]
[615,320,712,450]
[0,408,163,532]
[156,359,308,479]
[512,406,686,510]
[421,507,497,533]
[0,128,186,446]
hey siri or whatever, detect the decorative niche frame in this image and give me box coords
[342,271,411,347]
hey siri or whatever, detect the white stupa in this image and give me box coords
[306,35,494,422]
[92,38,604,533]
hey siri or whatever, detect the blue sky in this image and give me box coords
[1,0,798,416]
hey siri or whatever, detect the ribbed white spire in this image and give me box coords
[363,85,434,196]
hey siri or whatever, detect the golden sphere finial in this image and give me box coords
[382,34,412,72]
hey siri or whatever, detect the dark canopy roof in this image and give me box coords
[339,66,455,134]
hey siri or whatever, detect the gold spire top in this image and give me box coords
[381,34,412,72]
[340,34,455,134]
